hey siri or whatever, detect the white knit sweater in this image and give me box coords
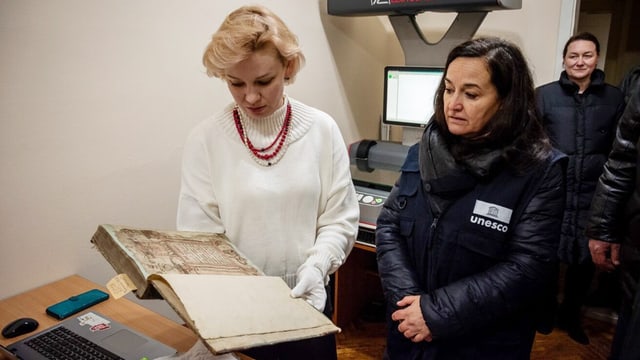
[177,97,359,288]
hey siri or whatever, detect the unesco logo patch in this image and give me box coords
[469,200,512,233]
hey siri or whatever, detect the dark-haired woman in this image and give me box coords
[536,32,625,344]
[376,37,567,359]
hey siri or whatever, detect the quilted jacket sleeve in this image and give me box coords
[586,83,640,243]
[375,145,423,305]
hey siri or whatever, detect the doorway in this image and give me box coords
[577,0,639,84]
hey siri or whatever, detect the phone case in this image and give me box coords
[46,289,109,320]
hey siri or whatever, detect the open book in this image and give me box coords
[90,224,339,355]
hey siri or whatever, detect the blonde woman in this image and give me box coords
[176,5,359,360]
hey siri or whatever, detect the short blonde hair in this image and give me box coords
[202,5,305,84]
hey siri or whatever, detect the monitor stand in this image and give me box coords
[389,12,488,67]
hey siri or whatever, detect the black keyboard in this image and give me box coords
[24,326,124,360]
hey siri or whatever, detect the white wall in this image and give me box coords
[0,0,569,320]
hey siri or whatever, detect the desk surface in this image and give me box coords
[0,275,198,352]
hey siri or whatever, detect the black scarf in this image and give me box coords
[419,123,504,215]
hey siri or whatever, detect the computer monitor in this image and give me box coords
[382,66,444,129]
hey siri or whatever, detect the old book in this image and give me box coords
[90,224,340,355]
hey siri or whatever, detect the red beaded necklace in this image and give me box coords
[233,103,292,162]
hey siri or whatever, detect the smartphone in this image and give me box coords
[46,289,109,320]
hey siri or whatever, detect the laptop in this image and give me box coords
[6,311,176,360]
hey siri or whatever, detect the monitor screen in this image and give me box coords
[382,66,444,128]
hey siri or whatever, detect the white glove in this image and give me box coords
[290,265,326,312]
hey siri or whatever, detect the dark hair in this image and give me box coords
[562,32,600,58]
[433,37,551,172]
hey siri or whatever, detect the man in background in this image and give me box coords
[586,80,640,359]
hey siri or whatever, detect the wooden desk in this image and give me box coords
[0,275,198,352]
[333,243,384,328]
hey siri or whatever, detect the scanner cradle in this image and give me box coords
[328,0,522,17]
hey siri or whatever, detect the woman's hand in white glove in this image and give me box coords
[290,265,326,312]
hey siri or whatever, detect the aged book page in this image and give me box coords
[150,274,340,354]
[91,224,261,298]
